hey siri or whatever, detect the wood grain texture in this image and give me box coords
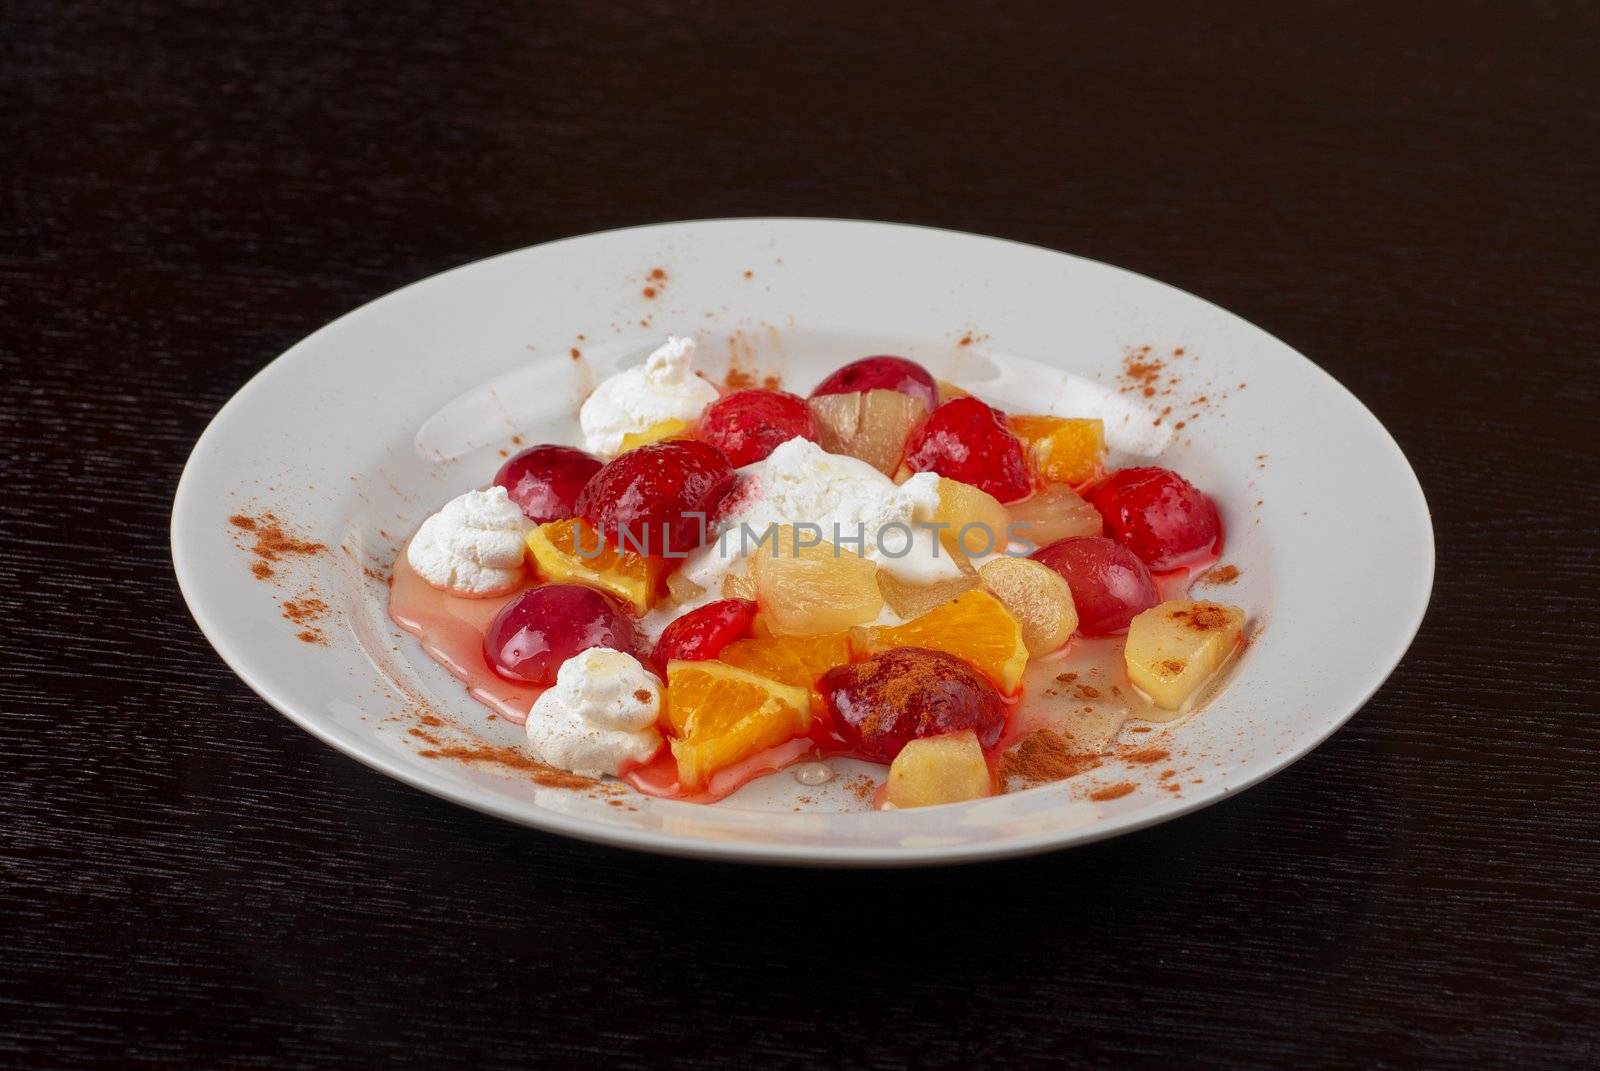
[4,1,1599,1067]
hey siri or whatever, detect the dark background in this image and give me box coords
[5,2,1598,1067]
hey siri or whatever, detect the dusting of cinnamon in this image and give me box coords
[1000,730,1100,787]
[250,561,274,580]
[295,629,325,646]
[642,287,657,299]
[633,689,652,703]
[1169,602,1233,632]
[761,374,781,390]
[1197,564,1240,585]
[1071,683,1101,700]
[1125,747,1171,765]
[743,270,754,279]
[570,347,582,360]
[416,743,598,789]
[649,268,667,282]
[723,367,756,390]
[958,334,973,346]
[1089,783,1136,801]
[232,512,326,569]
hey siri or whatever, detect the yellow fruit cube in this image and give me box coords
[885,731,993,808]
[751,525,883,635]
[525,518,665,614]
[933,477,1011,557]
[1009,415,1106,486]
[1124,600,1246,710]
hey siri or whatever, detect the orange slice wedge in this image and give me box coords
[849,588,1028,693]
[718,632,852,693]
[665,660,812,790]
[525,517,665,614]
[1008,415,1106,486]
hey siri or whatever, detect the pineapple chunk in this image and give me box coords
[933,477,1011,557]
[1124,600,1245,710]
[752,525,883,635]
[808,389,927,476]
[885,731,993,808]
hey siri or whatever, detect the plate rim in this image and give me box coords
[171,216,1435,867]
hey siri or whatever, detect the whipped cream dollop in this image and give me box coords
[679,437,961,593]
[579,336,720,457]
[406,486,531,597]
[526,648,664,777]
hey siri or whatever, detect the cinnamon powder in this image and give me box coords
[415,743,598,790]
[1000,730,1100,787]
[1089,783,1135,801]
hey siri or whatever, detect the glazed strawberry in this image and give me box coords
[1085,467,1223,571]
[819,647,1005,763]
[1030,536,1158,636]
[653,598,757,666]
[577,439,736,556]
[483,584,644,685]
[696,388,818,468]
[493,444,603,524]
[810,356,938,411]
[902,396,1031,502]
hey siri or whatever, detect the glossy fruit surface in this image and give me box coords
[850,589,1028,693]
[902,397,1031,503]
[1030,536,1158,636]
[697,388,817,468]
[1085,466,1223,571]
[483,584,642,685]
[1008,416,1106,486]
[810,356,938,411]
[718,631,851,693]
[807,389,926,475]
[653,599,757,666]
[494,444,603,523]
[1007,484,1103,551]
[819,647,1006,763]
[577,439,736,555]
[525,518,665,614]
[665,660,811,790]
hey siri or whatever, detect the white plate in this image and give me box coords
[171,219,1433,866]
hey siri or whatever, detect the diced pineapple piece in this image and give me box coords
[876,550,979,618]
[1124,600,1246,710]
[1009,416,1106,486]
[979,556,1078,655]
[618,418,694,452]
[1007,483,1103,550]
[808,389,927,476]
[935,379,971,404]
[884,731,993,808]
[752,525,883,635]
[933,478,1011,557]
[664,570,706,607]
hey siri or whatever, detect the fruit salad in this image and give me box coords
[390,336,1246,808]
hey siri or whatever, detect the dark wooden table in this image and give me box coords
[6,2,1598,1067]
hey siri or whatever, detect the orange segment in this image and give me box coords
[849,589,1028,693]
[665,660,812,789]
[719,632,851,692]
[525,518,665,614]
[1009,415,1106,486]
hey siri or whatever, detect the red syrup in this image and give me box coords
[388,536,1221,803]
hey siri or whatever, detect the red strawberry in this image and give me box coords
[1085,467,1223,571]
[902,396,1031,502]
[697,388,818,468]
[577,440,736,556]
[653,598,757,666]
